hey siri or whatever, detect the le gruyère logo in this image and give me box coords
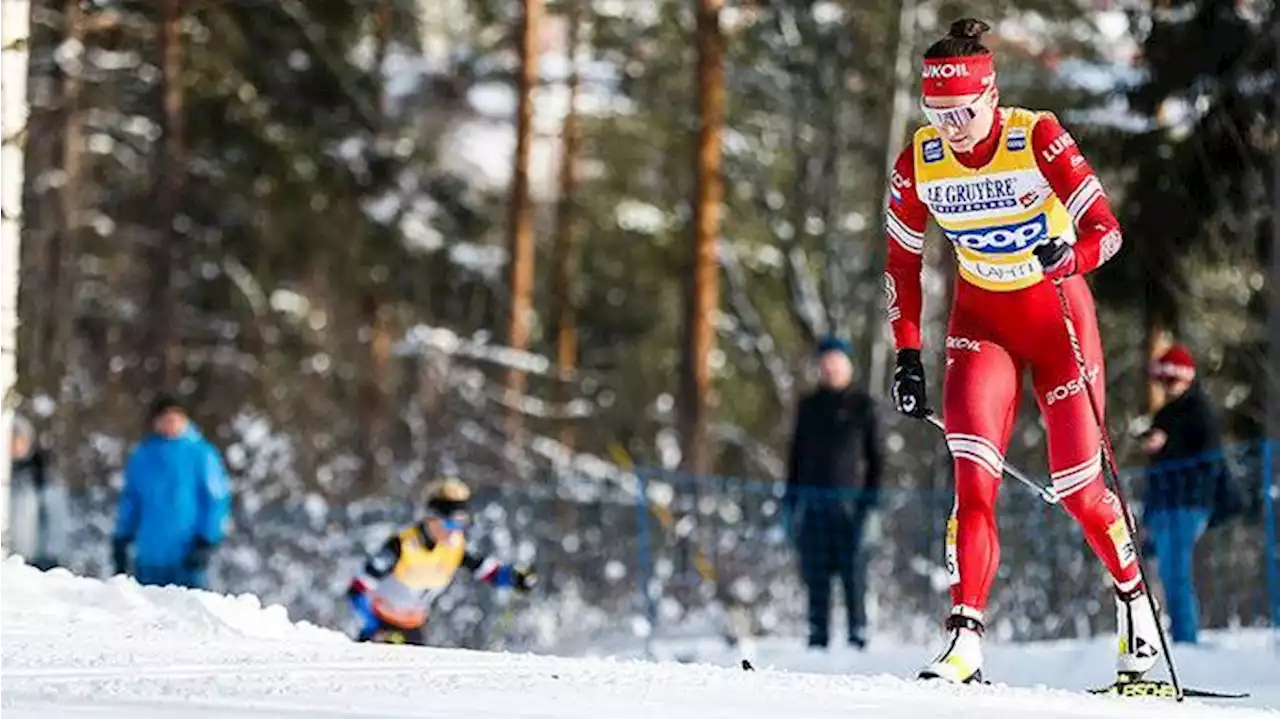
[924,177,1018,214]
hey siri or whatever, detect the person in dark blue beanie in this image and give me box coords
[814,335,854,358]
[783,334,885,650]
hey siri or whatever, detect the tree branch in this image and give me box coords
[711,422,785,481]
[719,240,795,410]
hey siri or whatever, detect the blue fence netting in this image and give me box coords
[51,437,1279,655]
[631,438,1280,650]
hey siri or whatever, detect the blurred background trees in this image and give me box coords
[14,0,1274,491]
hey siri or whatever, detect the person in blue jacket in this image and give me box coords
[112,393,232,589]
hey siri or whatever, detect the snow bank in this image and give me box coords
[0,555,344,644]
[4,557,1278,719]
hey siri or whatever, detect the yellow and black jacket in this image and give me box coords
[347,521,526,630]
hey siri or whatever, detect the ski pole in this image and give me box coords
[923,412,1060,505]
[1050,279,1183,701]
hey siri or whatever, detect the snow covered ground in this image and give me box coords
[3,557,1278,718]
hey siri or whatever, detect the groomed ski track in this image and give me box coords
[3,558,1278,718]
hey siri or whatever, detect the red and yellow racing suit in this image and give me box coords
[884,107,1139,620]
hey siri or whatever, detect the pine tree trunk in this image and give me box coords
[680,0,724,477]
[49,0,84,377]
[356,1,395,491]
[505,0,541,444]
[1141,226,1172,415]
[374,1,390,116]
[16,0,59,403]
[48,0,84,475]
[1143,322,1169,415]
[551,0,582,450]
[866,0,918,395]
[147,0,184,390]
[359,293,392,491]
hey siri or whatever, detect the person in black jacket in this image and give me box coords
[783,335,885,650]
[1138,343,1224,644]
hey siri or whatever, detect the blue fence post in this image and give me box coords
[1261,438,1279,650]
[635,467,655,659]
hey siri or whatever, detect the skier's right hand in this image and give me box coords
[891,349,930,418]
[346,576,373,599]
[513,567,537,593]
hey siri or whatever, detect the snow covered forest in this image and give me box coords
[1,0,1278,653]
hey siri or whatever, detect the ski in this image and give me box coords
[1086,678,1249,700]
[743,660,1247,700]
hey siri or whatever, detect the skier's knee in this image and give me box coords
[954,472,999,518]
[1058,477,1106,519]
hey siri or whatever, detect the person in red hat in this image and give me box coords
[882,17,1156,683]
[1139,343,1226,645]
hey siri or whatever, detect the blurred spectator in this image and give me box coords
[7,414,69,571]
[783,335,885,650]
[1139,344,1230,644]
[112,393,232,589]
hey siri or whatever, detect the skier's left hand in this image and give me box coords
[111,536,130,576]
[183,538,216,572]
[1033,236,1076,280]
[1140,428,1168,455]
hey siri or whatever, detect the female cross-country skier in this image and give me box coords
[883,18,1159,684]
[345,477,535,645]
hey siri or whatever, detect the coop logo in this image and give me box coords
[1044,364,1100,406]
[922,138,945,163]
[946,336,982,353]
[922,63,971,79]
[925,177,1019,214]
[1006,128,1027,152]
[1041,134,1076,164]
[945,215,1047,253]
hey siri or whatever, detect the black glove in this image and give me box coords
[891,349,930,418]
[1032,236,1076,279]
[183,538,216,572]
[346,576,372,600]
[514,567,537,593]
[111,536,130,576]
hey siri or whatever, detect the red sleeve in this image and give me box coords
[1031,113,1123,274]
[884,143,929,351]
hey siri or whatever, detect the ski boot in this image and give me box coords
[918,610,985,684]
[1116,583,1167,675]
[1116,584,1161,679]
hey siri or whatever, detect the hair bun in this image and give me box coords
[948,18,991,40]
